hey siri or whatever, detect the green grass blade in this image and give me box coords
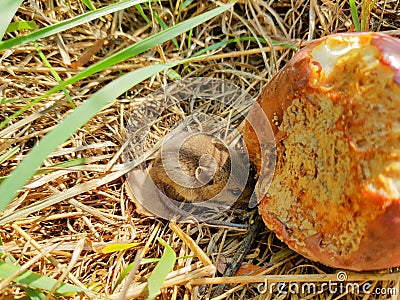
[146,238,176,300]
[101,243,140,254]
[0,260,83,296]
[115,254,192,290]
[0,0,148,51]
[0,2,234,130]
[0,97,35,104]
[151,10,179,49]
[181,0,194,11]
[34,42,75,108]
[80,0,106,22]
[0,62,177,211]
[34,158,87,175]
[136,4,151,25]
[0,0,24,41]
[24,287,46,300]
[166,69,181,80]
[0,158,87,184]
[6,21,38,33]
[187,28,193,50]
[0,146,19,164]
[41,2,232,94]
[47,158,87,169]
[193,36,297,57]
[349,0,361,32]
[81,0,97,11]
[114,257,163,289]
[140,0,178,48]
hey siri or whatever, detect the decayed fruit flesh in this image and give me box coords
[244,33,400,271]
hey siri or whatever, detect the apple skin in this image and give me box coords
[244,32,400,271]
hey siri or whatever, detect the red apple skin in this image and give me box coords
[244,32,400,271]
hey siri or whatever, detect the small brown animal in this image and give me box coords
[148,132,255,206]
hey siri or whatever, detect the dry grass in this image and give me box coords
[1,0,400,299]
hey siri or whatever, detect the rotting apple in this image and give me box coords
[244,32,400,271]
